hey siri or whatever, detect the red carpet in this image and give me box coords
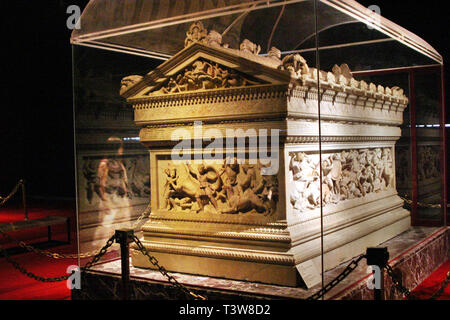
[0,200,77,300]
[409,259,450,300]
[0,241,77,300]
[0,200,76,249]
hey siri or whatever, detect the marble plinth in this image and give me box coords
[72,226,449,300]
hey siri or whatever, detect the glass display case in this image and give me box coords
[71,0,446,299]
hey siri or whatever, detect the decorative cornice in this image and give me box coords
[130,84,287,107]
[132,240,295,265]
[285,136,400,143]
[142,225,291,243]
[148,213,287,228]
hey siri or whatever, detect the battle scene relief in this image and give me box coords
[160,158,279,215]
[81,154,150,208]
[289,148,395,211]
[145,58,265,96]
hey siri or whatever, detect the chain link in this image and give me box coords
[306,254,366,300]
[0,180,150,260]
[0,243,70,282]
[0,180,23,208]
[385,264,416,299]
[399,194,447,209]
[81,234,117,270]
[0,233,115,283]
[3,180,448,299]
[0,229,104,259]
[428,271,450,300]
[385,264,450,300]
[132,235,206,300]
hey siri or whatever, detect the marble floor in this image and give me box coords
[80,226,449,300]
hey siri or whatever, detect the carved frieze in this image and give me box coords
[417,146,440,181]
[82,154,150,204]
[161,159,278,215]
[147,59,266,96]
[289,148,394,211]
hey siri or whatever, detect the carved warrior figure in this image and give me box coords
[289,148,394,211]
[184,21,208,47]
[162,159,278,215]
[417,146,440,181]
[83,154,150,204]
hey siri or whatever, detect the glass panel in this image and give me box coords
[74,0,327,296]
[72,0,446,299]
[73,45,157,267]
[414,71,444,224]
[316,1,444,299]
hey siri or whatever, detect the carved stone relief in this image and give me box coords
[184,21,209,47]
[161,159,278,215]
[120,75,143,95]
[278,54,310,78]
[148,59,265,96]
[81,154,150,205]
[289,148,394,211]
[395,146,410,187]
[121,22,408,104]
[417,146,440,181]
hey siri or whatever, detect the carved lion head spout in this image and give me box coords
[120,75,143,95]
[278,53,309,78]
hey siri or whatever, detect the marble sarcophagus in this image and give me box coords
[120,22,410,287]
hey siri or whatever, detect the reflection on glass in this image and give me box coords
[415,73,442,221]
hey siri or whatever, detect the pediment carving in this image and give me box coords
[146,58,267,96]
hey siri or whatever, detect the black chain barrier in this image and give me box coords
[385,264,450,300]
[1,181,448,300]
[132,235,207,300]
[306,254,366,300]
[0,244,71,283]
[0,180,23,208]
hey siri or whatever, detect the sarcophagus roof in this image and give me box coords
[120,22,409,127]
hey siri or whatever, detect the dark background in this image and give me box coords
[0,0,448,200]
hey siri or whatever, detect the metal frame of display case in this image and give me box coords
[352,64,447,227]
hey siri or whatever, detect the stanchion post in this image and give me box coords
[115,229,134,300]
[21,180,28,221]
[366,247,389,300]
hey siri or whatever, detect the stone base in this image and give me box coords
[72,226,449,300]
[130,193,410,287]
[132,247,300,287]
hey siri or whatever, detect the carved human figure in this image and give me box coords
[97,138,130,201]
[128,156,150,198]
[290,148,394,212]
[163,166,178,209]
[185,21,208,47]
[220,163,269,215]
[186,163,221,210]
[162,158,278,215]
[240,39,261,55]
